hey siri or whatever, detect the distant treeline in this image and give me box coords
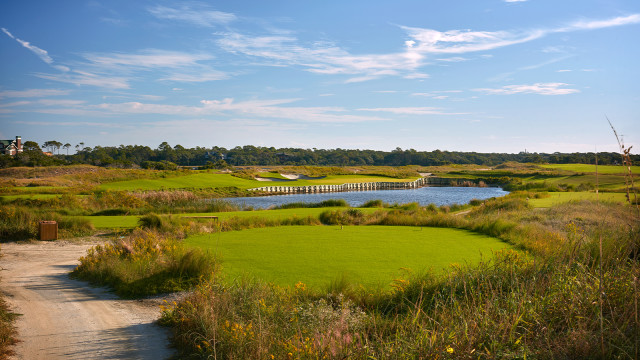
[1,141,638,168]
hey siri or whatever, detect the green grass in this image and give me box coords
[100,173,260,191]
[99,173,418,191]
[539,163,640,174]
[1,194,64,200]
[529,191,632,207]
[185,225,512,289]
[81,207,383,229]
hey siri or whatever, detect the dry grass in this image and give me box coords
[160,196,639,359]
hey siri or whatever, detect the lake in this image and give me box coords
[223,186,508,209]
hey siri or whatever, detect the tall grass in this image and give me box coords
[0,245,18,359]
[0,205,94,241]
[71,229,219,298]
[160,196,639,359]
[274,199,348,209]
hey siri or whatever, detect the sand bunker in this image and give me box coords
[255,177,294,182]
[280,174,327,180]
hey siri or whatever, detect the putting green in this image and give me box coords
[185,225,512,289]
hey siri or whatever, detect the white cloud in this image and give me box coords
[210,13,639,83]
[357,107,465,115]
[80,98,388,123]
[0,89,70,98]
[35,71,131,89]
[436,57,468,62]
[82,49,213,69]
[148,4,236,27]
[35,49,227,88]
[37,99,86,106]
[504,0,527,2]
[2,27,54,64]
[561,14,640,31]
[475,82,580,95]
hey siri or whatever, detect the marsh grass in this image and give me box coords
[0,246,18,359]
[71,229,219,298]
[274,199,348,209]
[0,205,94,241]
[160,195,639,359]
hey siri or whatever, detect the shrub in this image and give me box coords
[360,199,389,208]
[275,199,349,209]
[72,230,219,298]
[0,205,38,241]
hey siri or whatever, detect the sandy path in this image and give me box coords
[0,241,175,360]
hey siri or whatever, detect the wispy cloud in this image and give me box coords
[35,71,131,89]
[35,49,227,88]
[0,89,70,98]
[560,14,640,31]
[210,14,639,82]
[2,27,53,64]
[474,82,579,95]
[357,107,466,115]
[148,3,236,27]
[80,98,389,123]
[82,49,214,69]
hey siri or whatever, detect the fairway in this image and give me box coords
[99,172,417,191]
[79,207,383,229]
[529,192,632,207]
[539,164,639,175]
[185,226,512,289]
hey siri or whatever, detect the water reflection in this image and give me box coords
[223,187,508,209]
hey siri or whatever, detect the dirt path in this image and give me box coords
[0,241,175,360]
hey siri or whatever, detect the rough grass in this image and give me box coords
[71,229,220,298]
[540,163,640,174]
[0,246,18,359]
[529,191,631,207]
[185,226,511,289]
[160,197,640,359]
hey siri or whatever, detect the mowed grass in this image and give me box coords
[100,173,259,191]
[81,207,383,229]
[529,191,633,208]
[185,225,512,289]
[539,163,639,174]
[99,173,418,191]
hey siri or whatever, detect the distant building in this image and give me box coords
[205,151,227,160]
[0,136,23,155]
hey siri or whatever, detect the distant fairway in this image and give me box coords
[99,173,416,191]
[539,164,639,175]
[185,226,512,289]
[529,191,632,207]
[81,207,383,229]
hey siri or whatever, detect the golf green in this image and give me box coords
[185,225,512,289]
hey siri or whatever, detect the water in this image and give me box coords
[223,187,508,209]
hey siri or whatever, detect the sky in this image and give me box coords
[1,0,639,154]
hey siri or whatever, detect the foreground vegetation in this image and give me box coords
[71,229,219,298]
[0,246,18,360]
[156,197,639,359]
[2,160,639,358]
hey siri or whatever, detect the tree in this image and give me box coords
[63,143,71,155]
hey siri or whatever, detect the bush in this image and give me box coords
[275,199,348,209]
[71,230,219,298]
[361,199,389,208]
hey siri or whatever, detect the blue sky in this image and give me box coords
[1,0,639,154]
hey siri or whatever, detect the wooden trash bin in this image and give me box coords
[39,221,58,241]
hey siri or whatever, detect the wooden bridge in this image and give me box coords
[248,176,475,194]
